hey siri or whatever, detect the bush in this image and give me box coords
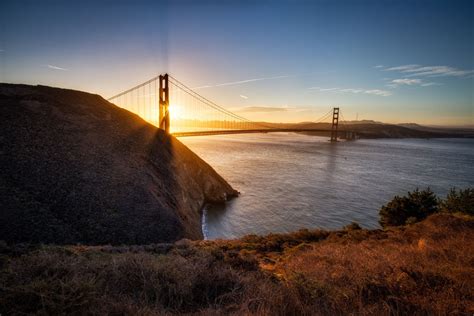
[343,222,362,230]
[440,188,474,215]
[379,188,439,227]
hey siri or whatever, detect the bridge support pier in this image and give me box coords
[345,131,356,140]
[330,107,339,142]
[159,74,170,133]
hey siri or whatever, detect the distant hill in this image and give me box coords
[285,121,474,139]
[0,84,237,245]
[397,123,425,129]
[397,122,474,135]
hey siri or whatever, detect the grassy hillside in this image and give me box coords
[1,213,472,315]
[0,84,237,245]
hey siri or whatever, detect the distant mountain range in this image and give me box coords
[254,120,474,139]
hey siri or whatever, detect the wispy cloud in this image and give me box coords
[0,49,5,53]
[364,89,392,97]
[191,85,213,90]
[384,64,419,72]
[239,94,248,99]
[234,106,289,113]
[309,86,392,97]
[387,78,440,88]
[383,64,473,77]
[340,88,363,93]
[374,65,384,68]
[192,74,296,90]
[45,64,68,71]
[216,75,293,87]
[420,82,441,87]
[391,78,421,85]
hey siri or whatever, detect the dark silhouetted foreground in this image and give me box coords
[0,84,237,244]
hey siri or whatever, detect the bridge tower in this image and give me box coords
[159,74,170,133]
[330,107,339,142]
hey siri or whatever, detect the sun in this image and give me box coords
[169,104,185,120]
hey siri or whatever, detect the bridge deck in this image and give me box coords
[172,129,353,137]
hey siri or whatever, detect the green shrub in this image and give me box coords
[379,188,439,227]
[405,216,418,225]
[343,222,362,230]
[440,188,474,215]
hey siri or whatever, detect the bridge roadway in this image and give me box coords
[172,128,355,137]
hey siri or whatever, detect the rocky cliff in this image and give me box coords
[0,84,238,244]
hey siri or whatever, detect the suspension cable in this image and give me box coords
[108,73,341,132]
[168,75,274,129]
[108,75,161,101]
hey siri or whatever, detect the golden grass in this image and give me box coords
[278,219,474,314]
[1,213,472,315]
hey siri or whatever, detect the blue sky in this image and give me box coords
[0,0,473,125]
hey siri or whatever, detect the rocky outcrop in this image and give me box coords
[0,84,238,245]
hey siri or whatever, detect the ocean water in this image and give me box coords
[180,134,474,239]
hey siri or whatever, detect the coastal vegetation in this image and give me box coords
[379,187,474,227]
[1,192,472,315]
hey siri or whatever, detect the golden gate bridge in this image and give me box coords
[108,73,356,142]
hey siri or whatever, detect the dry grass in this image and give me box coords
[277,214,474,315]
[0,244,298,315]
[1,213,473,315]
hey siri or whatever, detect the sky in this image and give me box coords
[0,0,473,126]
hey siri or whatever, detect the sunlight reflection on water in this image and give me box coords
[181,134,474,239]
